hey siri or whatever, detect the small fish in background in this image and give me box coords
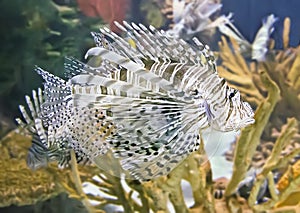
[156,0,228,44]
[17,22,254,181]
[218,14,278,61]
[237,168,271,203]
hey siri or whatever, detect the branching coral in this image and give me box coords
[218,17,300,129]
[218,37,265,106]
[79,144,214,213]
[224,70,280,198]
[249,118,299,210]
[219,17,300,212]
[275,160,300,208]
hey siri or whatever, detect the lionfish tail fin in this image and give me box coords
[27,133,49,170]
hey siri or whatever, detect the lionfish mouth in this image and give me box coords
[237,117,255,129]
[223,117,255,132]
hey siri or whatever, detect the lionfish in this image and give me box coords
[218,14,278,61]
[17,22,254,181]
[155,0,227,44]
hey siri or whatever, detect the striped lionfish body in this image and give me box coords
[18,22,254,181]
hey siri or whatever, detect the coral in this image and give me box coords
[0,131,63,207]
[275,159,300,208]
[218,37,265,106]
[81,144,214,212]
[0,131,99,209]
[248,118,299,210]
[224,70,280,198]
[218,17,300,212]
[218,17,300,131]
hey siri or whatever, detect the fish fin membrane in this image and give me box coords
[35,66,72,127]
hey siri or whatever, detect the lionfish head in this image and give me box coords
[224,89,255,131]
[207,87,255,132]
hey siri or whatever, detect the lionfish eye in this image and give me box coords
[229,89,238,99]
[192,89,199,95]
